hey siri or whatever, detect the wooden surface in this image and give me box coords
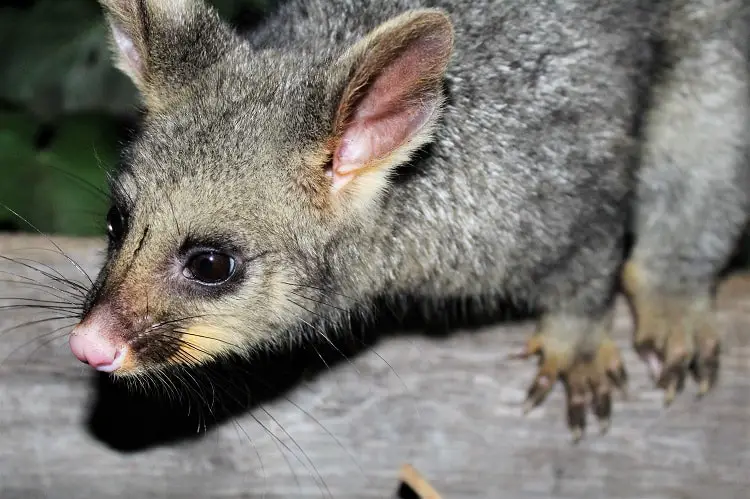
[0,235,748,499]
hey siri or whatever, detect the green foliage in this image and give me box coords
[0,110,117,236]
[0,0,270,236]
[0,1,136,119]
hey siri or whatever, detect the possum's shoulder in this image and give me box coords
[242,0,662,52]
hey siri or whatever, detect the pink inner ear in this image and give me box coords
[335,105,434,175]
[333,37,443,177]
[112,22,143,77]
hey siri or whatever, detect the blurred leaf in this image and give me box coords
[0,112,45,231]
[0,0,138,118]
[0,0,271,119]
[0,0,274,236]
[0,110,117,236]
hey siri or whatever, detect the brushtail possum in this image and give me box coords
[68,0,750,441]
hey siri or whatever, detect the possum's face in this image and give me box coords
[69,0,453,376]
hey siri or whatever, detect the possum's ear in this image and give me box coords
[98,0,234,110]
[327,9,454,205]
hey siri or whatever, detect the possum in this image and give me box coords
[68,0,750,441]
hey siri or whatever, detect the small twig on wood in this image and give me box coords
[398,463,443,499]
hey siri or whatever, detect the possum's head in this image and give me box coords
[69,0,454,375]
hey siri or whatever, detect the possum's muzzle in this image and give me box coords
[69,328,127,372]
[68,297,232,374]
[68,304,133,373]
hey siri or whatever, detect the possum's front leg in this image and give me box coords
[518,1,750,434]
[510,203,630,440]
[514,255,629,441]
[623,3,750,403]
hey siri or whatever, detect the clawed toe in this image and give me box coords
[631,304,719,404]
[515,333,626,442]
[623,260,724,404]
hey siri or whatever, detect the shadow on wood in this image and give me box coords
[2,235,750,498]
[86,293,531,453]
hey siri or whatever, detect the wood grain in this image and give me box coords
[0,235,748,499]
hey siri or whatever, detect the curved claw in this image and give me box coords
[623,261,721,404]
[563,369,589,440]
[523,360,558,414]
[607,363,629,400]
[590,375,613,433]
[633,314,718,404]
[515,331,626,442]
[692,335,721,397]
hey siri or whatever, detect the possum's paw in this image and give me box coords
[513,324,627,443]
[622,261,720,405]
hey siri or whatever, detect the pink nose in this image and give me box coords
[69,323,126,373]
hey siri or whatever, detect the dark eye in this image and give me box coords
[106,206,125,241]
[183,251,236,285]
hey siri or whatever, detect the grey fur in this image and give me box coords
[630,0,750,292]
[85,0,750,432]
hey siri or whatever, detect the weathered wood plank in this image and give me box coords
[0,235,748,499]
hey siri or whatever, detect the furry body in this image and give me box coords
[71,0,750,438]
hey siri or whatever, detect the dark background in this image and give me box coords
[0,0,272,236]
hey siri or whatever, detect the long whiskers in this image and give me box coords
[286,283,411,388]
[214,351,367,483]
[0,252,86,370]
[287,298,362,375]
[138,320,336,497]
[0,256,88,297]
[0,275,84,302]
[0,297,82,307]
[0,238,374,497]
[140,338,329,497]
[280,281,360,307]
[0,314,81,337]
[0,321,78,368]
[20,323,79,364]
[143,317,243,351]
[38,162,111,203]
[13,252,91,290]
[0,204,94,286]
[203,365,331,498]
[228,415,270,499]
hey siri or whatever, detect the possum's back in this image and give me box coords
[243,0,661,297]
